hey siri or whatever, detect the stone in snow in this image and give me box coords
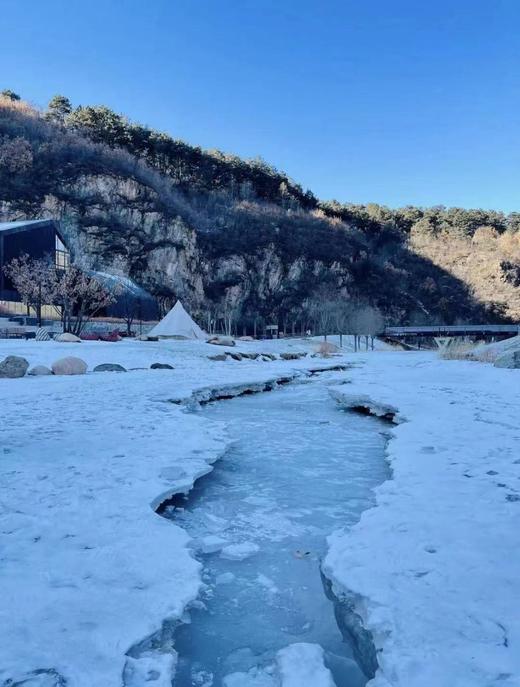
[51,357,88,375]
[0,355,29,378]
[240,352,260,360]
[28,365,53,376]
[54,332,82,343]
[220,542,260,561]
[206,336,236,347]
[94,363,127,373]
[150,362,174,370]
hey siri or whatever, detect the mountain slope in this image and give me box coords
[0,96,516,327]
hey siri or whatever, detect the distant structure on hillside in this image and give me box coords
[0,219,157,321]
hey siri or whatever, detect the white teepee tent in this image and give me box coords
[148,301,207,340]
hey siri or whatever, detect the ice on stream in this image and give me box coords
[168,379,388,686]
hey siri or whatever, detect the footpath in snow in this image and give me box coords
[0,336,352,687]
[324,352,520,687]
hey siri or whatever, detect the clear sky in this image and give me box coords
[1,0,518,211]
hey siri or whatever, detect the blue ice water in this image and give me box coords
[168,377,389,686]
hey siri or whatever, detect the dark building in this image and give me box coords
[0,219,69,316]
[0,219,157,322]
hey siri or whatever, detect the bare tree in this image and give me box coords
[52,266,118,335]
[3,254,54,326]
[306,288,353,344]
[348,304,385,351]
[4,256,118,334]
[218,290,242,337]
[117,291,140,336]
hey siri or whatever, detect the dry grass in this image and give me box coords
[438,341,476,360]
[410,231,520,321]
[439,340,504,363]
[471,348,500,363]
[313,340,340,357]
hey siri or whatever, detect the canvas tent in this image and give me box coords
[148,300,207,340]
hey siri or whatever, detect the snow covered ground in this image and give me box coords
[2,338,518,686]
[324,353,520,687]
[0,336,353,687]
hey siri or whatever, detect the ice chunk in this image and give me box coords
[123,651,176,686]
[220,542,260,561]
[256,573,279,594]
[196,535,228,554]
[216,572,236,585]
[276,643,336,687]
[203,512,230,532]
[223,666,277,687]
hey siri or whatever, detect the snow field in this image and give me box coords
[324,353,520,687]
[0,336,358,686]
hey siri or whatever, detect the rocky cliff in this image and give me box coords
[0,98,508,328]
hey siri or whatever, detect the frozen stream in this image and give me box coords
[166,377,389,686]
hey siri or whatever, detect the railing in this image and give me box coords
[385,324,520,337]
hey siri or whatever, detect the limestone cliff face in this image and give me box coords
[2,174,205,307]
[0,141,497,327]
[0,174,358,322]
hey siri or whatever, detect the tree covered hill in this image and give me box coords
[1,90,518,327]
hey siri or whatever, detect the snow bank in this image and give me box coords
[0,337,359,686]
[324,352,520,687]
[471,334,520,362]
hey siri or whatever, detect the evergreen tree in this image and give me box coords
[1,89,20,101]
[46,95,72,124]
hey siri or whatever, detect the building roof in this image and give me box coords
[0,219,60,236]
[90,271,156,303]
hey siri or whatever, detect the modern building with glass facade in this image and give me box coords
[0,218,158,322]
[0,219,70,317]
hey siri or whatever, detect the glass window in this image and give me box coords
[55,233,70,270]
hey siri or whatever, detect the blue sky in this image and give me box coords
[1,0,518,211]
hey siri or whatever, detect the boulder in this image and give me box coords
[208,354,227,361]
[280,352,306,360]
[0,355,29,378]
[494,350,520,369]
[227,352,243,361]
[240,352,259,360]
[93,363,127,373]
[28,365,53,376]
[261,352,277,361]
[150,362,174,370]
[51,357,87,375]
[55,332,81,343]
[206,336,236,347]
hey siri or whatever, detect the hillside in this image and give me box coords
[1,93,518,327]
